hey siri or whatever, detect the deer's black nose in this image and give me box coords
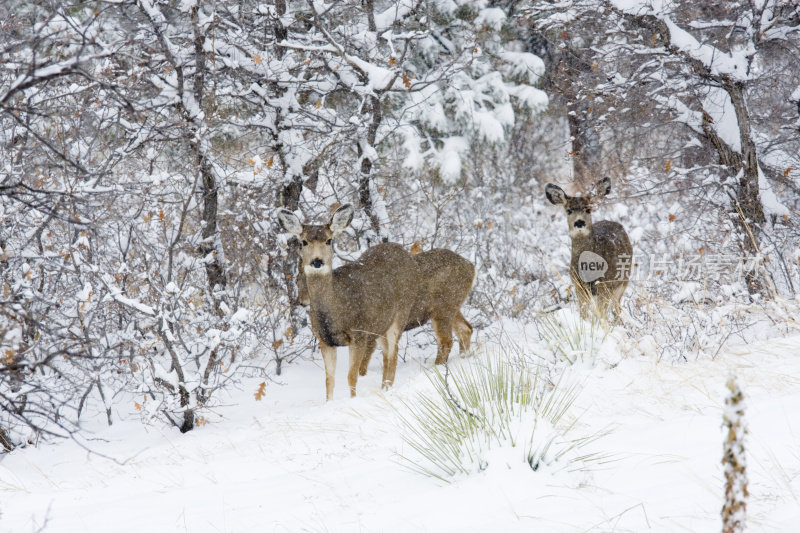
[574,220,586,229]
[311,258,324,268]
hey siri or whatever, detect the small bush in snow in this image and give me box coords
[535,307,609,365]
[397,351,599,481]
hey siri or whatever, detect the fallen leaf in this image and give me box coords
[254,382,267,401]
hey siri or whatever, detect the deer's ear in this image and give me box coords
[276,208,303,235]
[593,177,612,198]
[329,204,354,232]
[545,184,567,206]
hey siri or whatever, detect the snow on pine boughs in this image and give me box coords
[722,375,748,533]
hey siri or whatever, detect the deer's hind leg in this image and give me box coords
[431,315,455,365]
[610,282,628,319]
[453,311,473,354]
[359,345,373,376]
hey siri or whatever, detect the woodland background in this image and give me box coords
[1,0,799,448]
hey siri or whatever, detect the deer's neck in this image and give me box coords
[304,272,352,347]
[304,272,337,310]
[570,231,595,255]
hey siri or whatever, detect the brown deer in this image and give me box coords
[357,248,475,374]
[277,205,475,400]
[406,249,475,364]
[545,177,633,319]
[276,204,417,400]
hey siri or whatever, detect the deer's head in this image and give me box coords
[276,204,355,276]
[545,177,611,238]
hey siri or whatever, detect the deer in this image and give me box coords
[276,205,476,400]
[357,248,476,373]
[276,204,416,400]
[545,177,633,320]
[406,249,475,364]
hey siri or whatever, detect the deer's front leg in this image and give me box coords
[381,319,404,389]
[320,342,337,401]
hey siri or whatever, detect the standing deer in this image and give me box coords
[406,249,475,364]
[276,205,475,400]
[276,204,416,400]
[357,248,476,374]
[545,177,633,319]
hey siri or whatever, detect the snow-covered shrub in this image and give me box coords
[397,350,599,481]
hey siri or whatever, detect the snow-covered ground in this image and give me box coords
[2,314,799,533]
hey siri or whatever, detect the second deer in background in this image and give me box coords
[358,248,475,375]
[545,177,633,319]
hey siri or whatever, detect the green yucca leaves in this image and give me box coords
[536,308,609,364]
[396,351,600,481]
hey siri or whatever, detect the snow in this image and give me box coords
[436,136,469,184]
[500,51,546,85]
[374,1,416,31]
[758,166,790,217]
[177,0,196,12]
[101,276,156,316]
[3,317,800,532]
[703,86,741,152]
[508,84,549,113]
[399,125,424,171]
[475,8,506,31]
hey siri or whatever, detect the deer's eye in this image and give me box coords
[325,239,332,245]
[566,209,574,215]
[301,240,308,246]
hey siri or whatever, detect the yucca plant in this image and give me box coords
[536,307,609,364]
[396,352,602,482]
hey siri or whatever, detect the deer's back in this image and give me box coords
[330,242,417,337]
[405,249,475,330]
[592,221,632,260]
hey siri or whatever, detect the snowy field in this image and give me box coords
[2,313,800,533]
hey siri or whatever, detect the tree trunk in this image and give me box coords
[567,108,601,188]
[0,427,14,452]
[726,79,765,243]
[702,78,766,293]
[179,409,195,434]
[358,94,385,241]
[199,155,226,300]
[192,6,227,306]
